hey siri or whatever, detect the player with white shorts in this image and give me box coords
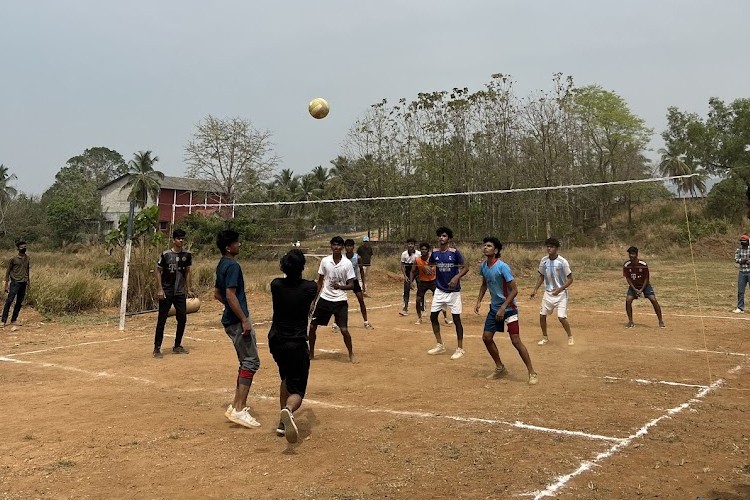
[530,237,575,346]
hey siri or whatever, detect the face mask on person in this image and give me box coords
[18,247,26,254]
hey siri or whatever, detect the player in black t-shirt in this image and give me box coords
[153,229,193,357]
[269,249,318,443]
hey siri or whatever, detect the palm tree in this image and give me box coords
[122,151,164,209]
[0,164,18,233]
[657,148,707,197]
[0,164,18,205]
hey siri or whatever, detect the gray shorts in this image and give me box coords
[224,322,260,375]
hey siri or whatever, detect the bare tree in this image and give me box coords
[185,115,279,202]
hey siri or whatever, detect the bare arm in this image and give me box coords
[474,277,488,314]
[155,266,165,299]
[530,274,544,298]
[213,287,222,302]
[225,287,253,335]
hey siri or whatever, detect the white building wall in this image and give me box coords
[99,178,157,230]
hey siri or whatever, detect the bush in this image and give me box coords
[93,261,123,279]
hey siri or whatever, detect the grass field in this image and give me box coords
[1,248,748,499]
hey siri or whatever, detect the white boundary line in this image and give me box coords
[525,363,744,499]
[0,354,623,443]
[600,376,708,389]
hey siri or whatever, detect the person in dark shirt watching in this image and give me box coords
[215,229,261,429]
[153,229,193,357]
[623,246,665,329]
[356,236,373,296]
[269,249,318,443]
[2,240,30,332]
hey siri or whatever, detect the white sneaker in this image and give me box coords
[399,310,408,316]
[733,308,743,314]
[332,323,339,332]
[450,348,465,360]
[280,408,298,443]
[228,407,261,428]
[567,337,575,346]
[224,404,234,418]
[427,343,446,355]
[364,321,374,329]
[444,318,453,325]
[537,337,549,345]
[415,318,423,325]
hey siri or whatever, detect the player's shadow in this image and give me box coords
[312,351,350,363]
[281,408,319,455]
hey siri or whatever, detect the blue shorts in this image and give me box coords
[483,307,519,334]
[627,284,655,298]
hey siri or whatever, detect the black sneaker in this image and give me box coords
[172,346,189,354]
[153,348,163,358]
[276,421,285,436]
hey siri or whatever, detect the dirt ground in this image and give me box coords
[1,262,749,499]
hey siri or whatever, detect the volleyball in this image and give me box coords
[309,98,330,119]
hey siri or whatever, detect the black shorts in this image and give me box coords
[417,280,437,296]
[311,298,349,328]
[352,280,362,293]
[269,337,310,398]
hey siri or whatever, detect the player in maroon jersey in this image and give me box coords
[623,246,665,329]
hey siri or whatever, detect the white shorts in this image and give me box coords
[431,289,462,315]
[540,290,568,318]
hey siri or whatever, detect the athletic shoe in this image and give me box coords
[450,347,465,360]
[625,322,635,329]
[567,337,575,346]
[225,405,234,419]
[364,321,374,329]
[399,310,408,316]
[486,365,507,379]
[733,308,744,313]
[528,373,539,385]
[415,318,423,325]
[152,348,163,358]
[444,318,454,325]
[280,408,298,443]
[427,343,446,355]
[658,322,666,329]
[331,324,339,332]
[537,337,549,345]
[172,345,189,354]
[276,421,285,437]
[228,407,261,428]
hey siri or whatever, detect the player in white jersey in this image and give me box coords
[529,237,575,346]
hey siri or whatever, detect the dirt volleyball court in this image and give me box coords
[1,260,748,499]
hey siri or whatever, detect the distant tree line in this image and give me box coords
[1,74,747,248]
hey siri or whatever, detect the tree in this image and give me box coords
[657,147,707,197]
[185,115,279,202]
[662,98,750,177]
[43,162,102,245]
[122,151,164,209]
[0,164,18,235]
[66,147,127,186]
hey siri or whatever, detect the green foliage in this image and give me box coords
[93,261,123,279]
[662,98,750,177]
[66,147,127,187]
[678,214,730,244]
[106,206,165,248]
[179,212,266,250]
[122,151,163,209]
[705,177,745,222]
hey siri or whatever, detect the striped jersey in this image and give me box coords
[538,255,572,292]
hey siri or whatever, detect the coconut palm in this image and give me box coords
[122,151,164,209]
[657,148,707,197]
[0,164,18,204]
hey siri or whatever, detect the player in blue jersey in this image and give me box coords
[427,226,469,359]
[530,237,574,346]
[474,237,537,384]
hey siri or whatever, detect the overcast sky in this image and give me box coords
[1,0,748,196]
